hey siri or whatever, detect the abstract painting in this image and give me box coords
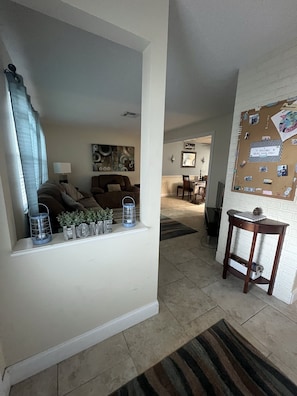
[92,144,135,172]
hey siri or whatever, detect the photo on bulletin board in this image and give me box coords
[232,97,297,201]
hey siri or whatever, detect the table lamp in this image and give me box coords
[53,162,71,183]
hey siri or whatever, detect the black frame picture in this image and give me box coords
[181,151,197,168]
[92,144,135,172]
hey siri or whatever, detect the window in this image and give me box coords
[5,65,48,215]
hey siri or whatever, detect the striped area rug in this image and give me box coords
[110,319,297,395]
[160,215,197,241]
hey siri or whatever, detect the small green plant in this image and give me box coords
[84,209,97,224]
[94,209,103,222]
[100,209,107,221]
[72,210,85,226]
[105,208,113,220]
[57,208,113,228]
[57,211,75,227]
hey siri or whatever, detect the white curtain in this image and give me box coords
[5,68,48,215]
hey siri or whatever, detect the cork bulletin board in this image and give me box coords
[232,97,297,200]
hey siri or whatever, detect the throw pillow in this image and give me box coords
[61,192,85,210]
[61,183,84,201]
[107,184,121,192]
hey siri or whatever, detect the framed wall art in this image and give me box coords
[92,144,135,172]
[184,142,195,151]
[181,151,197,168]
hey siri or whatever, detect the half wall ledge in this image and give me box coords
[12,223,148,256]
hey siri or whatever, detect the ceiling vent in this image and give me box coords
[121,111,139,118]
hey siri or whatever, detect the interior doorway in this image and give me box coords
[161,134,212,203]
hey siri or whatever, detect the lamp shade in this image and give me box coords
[53,162,71,174]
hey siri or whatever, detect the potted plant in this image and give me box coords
[84,209,97,235]
[95,208,104,235]
[103,208,113,233]
[56,208,114,240]
[73,210,89,238]
[57,211,77,240]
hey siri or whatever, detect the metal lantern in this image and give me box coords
[29,204,52,245]
[122,196,136,227]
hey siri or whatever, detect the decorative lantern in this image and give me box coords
[122,196,136,227]
[29,204,52,245]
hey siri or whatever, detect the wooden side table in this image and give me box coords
[223,209,289,294]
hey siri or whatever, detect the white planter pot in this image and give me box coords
[63,225,76,241]
[89,222,96,236]
[96,221,103,235]
[103,219,113,234]
[76,223,90,238]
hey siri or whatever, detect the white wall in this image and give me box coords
[0,0,169,385]
[3,231,155,366]
[164,114,233,207]
[44,123,140,192]
[216,39,297,304]
[0,176,8,384]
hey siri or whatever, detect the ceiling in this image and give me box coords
[2,1,297,136]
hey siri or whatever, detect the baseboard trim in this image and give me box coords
[290,288,297,304]
[7,301,159,386]
[0,371,10,396]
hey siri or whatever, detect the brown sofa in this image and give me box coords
[91,174,140,208]
[38,181,101,233]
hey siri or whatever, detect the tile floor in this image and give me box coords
[10,197,297,395]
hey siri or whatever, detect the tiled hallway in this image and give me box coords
[10,197,297,395]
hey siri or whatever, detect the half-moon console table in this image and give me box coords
[223,209,289,294]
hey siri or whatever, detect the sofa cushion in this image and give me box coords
[107,184,121,192]
[94,191,124,209]
[61,192,85,211]
[99,175,126,191]
[38,182,65,204]
[91,187,105,194]
[78,196,101,209]
[61,183,84,201]
[38,194,65,233]
[123,176,132,191]
[91,175,140,209]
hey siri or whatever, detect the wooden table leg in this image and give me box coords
[267,230,286,295]
[223,222,233,279]
[243,231,257,293]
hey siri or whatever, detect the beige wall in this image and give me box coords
[216,39,297,304]
[0,0,169,383]
[44,123,140,192]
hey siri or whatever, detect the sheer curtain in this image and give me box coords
[4,66,48,216]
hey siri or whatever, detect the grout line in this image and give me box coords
[240,304,268,326]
